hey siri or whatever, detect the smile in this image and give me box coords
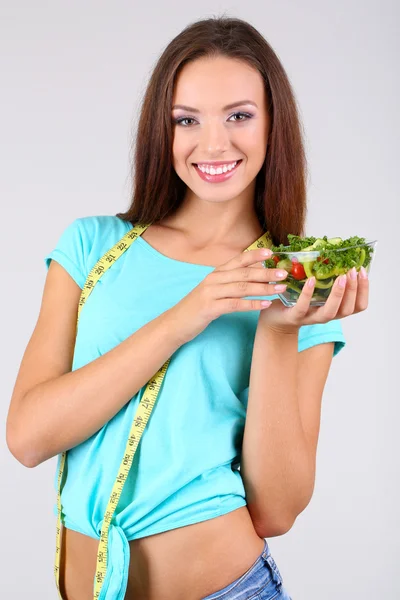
[192,160,243,183]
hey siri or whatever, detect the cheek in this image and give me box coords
[172,133,192,165]
[232,124,267,152]
[244,129,268,164]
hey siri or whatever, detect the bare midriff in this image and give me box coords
[59,505,266,600]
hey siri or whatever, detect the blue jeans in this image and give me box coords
[202,539,293,599]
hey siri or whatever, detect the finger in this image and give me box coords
[291,275,316,318]
[217,297,272,314]
[212,265,288,286]
[337,267,358,316]
[242,247,273,270]
[319,274,348,320]
[217,248,273,272]
[214,280,286,299]
[354,267,369,312]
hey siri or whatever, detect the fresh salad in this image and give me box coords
[263,234,374,299]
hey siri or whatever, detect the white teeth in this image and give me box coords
[197,160,238,174]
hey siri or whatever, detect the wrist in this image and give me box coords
[159,306,189,349]
[162,305,196,347]
[259,319,300,337]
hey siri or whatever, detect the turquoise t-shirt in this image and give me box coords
[44,215,346,598]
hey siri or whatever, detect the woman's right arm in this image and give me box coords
[5,260,186,468]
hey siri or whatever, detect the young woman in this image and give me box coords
[6,16,368,600]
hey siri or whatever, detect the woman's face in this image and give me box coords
[171,55,270,204]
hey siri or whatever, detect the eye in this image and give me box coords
[228,111,252,122]
[173,117,197,127]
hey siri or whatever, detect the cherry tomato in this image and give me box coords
[317,257,330,264]
[291,262,306,280]
[272,255,280,265]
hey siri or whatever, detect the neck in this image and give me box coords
[161,191,264,248]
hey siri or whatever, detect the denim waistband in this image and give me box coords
[202,538,284,600]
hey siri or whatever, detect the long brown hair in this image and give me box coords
[116,15,308,246]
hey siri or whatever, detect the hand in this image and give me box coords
[258,260,370,335]
[169,248,292,344]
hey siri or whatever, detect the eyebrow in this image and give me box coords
[171,100,258,113]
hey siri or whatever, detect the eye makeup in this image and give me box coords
[172,111,254,126]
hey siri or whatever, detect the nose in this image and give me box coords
[198,118,230,155]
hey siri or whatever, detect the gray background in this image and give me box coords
[1,1,398,598]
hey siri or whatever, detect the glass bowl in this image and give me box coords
[264,239,378,307]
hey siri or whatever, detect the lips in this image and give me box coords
[193,159,243,183]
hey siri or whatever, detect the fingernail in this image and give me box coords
[360,266,368,279]
[276,270,287,278]
[350,267,357,280]
[307,276,315,288]
[261,249,272,257]
[274,284,287,292]
[338,275,347,287]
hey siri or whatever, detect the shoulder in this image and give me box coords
[44,215,132,288]
[65,214,133,268]
[71,214,131,240]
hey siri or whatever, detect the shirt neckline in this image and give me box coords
[122,219,269,269]
[136,235,216,269]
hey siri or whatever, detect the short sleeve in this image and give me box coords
[238,319,346,409]
[298,319,346,357]
[43,218,87,288]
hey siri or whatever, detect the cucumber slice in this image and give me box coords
[303,261,315,278]
[327,237,342,245]
[301,238,327,252]
[313,238,327,248]
[276,258,292,271]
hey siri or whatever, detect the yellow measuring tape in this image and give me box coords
[53,222,272,599]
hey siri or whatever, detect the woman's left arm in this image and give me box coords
[240,326,333,538]
[240,266,369,538]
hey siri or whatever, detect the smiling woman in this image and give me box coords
[6,14,351,600]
